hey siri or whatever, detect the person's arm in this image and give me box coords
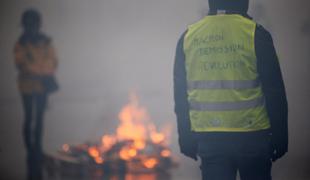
[13,43,27,71]
[14,42,40,75]
[42,40,58,75]
[255,25,288,161]
[173,31,197,160]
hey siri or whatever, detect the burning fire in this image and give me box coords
[60,92,174,172]
[62,144,70,152]
[88,146,100,158]
[143,158,158,169]
[54,92,177,178]
[160,150,171,158]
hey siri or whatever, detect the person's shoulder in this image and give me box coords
[17,34,28,46]
[14,40,22,47]
[175,30,188,49]
[179,30,188,40]
[38,33,52,45]
[187,17,208,30]
[14,37,25,51]
[255,23,274,45]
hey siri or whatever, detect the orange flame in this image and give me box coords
[95,157,104,164]
[160,149,171,157]
[119,147,137,160]
[128,148,137,157]
[61,92,174,170]
[150,132,165,144]
[88,146,100,158]
[116,93,149,141]
[98,92,173,163]
[62,144,70,152]
[101,135,117,151]
[143,158,158,169]
[132,140,144,150]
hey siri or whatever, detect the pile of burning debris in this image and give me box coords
[44,93,177,178]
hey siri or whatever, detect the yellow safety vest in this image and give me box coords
[184,14,270,132]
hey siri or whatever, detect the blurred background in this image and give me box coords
[0,0,309,179]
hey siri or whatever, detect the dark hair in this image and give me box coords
[208,0,249,13]
[21,9,41,28]
[19,9,50,45]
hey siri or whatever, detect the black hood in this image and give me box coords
[208,0,249,13]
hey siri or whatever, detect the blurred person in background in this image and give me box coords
[14,9,58,180]
[174,0,288,179]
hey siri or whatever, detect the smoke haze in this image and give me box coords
[0,0,309,179]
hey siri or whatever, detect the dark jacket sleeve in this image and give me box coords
[174,31,198,159]
[173,31,192,137]
[255,24,289,152]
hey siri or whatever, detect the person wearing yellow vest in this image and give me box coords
[174,0,288,179]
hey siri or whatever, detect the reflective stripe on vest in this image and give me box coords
[187,79,260,90]
[190,96,265,111]
[184,14,270,132]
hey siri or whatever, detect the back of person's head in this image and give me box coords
[208,0,249,13]
[21,9,41,31]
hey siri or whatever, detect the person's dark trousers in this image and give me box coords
[22,93,47,180]
[197,130,272,180]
